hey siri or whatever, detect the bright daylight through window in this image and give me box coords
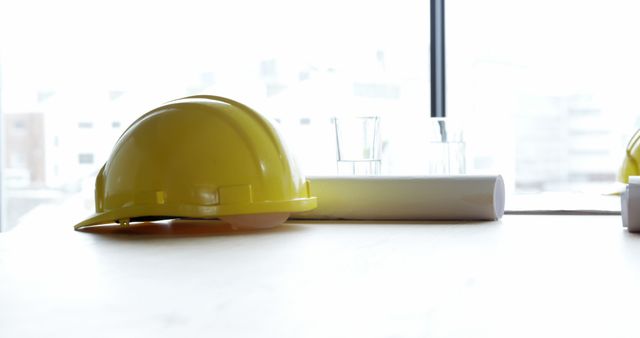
[0,0,430,230]
[0,0,638,230]
[447,0,640,192]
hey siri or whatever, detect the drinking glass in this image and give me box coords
[333,116,381,175]
[425,118,466,174]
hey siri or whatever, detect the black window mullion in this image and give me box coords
[430,0,446,118]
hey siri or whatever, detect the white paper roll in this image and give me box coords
[292,175,505,221]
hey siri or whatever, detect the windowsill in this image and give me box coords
[506,192,621,215]
[1,178,624,232]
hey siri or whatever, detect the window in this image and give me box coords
[0,0,430,230]
[447,0,640,192]
[78,122,93,129]
[1,0,634,231]
[78,153,94,165]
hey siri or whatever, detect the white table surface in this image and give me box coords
[1,215,640,338]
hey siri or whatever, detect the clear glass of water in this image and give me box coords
[425,118,466,175]
[333,116,382,175]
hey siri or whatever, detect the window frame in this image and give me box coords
[430,0,446,118]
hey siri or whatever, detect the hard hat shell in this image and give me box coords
[619,129,640,183]
[74,95,317,229]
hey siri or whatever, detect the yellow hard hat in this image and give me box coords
[619,129,640,183]
[74,95,317,230]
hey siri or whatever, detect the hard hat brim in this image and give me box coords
[74,197,317,230]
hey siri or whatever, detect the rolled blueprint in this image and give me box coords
[293,175,505,221]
